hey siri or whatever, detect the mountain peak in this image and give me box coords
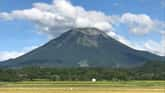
[70,27,107,36]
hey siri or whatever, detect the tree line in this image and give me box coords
[0,61,164,82]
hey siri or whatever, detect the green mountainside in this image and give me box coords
[0,28,164,68]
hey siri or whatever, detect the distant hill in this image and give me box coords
[0,28,164,68]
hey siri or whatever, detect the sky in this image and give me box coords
[0,0,165,61]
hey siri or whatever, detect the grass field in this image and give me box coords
[0,81,165,93]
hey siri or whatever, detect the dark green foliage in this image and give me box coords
[0,69,21,81]
[0,61,164,82]
[133,61,165,80]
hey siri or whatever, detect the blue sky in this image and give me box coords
[0,0,164,60]
[1,0,164,19]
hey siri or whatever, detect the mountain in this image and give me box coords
[0,28,164,68]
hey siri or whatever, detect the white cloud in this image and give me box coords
[0,0,165,56]
[0,46,38,61]
[1,0,162,37]
[121,13,154,35]
[0,0,114,38]
[144,40,165,56]
[120,13,165,56]
[121,13,165,36]
[107,31,146,51]
[0,51,23,61]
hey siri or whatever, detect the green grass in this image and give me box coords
[0,81,164,93]
[0,80,164,88]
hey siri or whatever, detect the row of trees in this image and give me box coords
[0,61,165,82]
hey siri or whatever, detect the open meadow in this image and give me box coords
[0,81,164,93]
